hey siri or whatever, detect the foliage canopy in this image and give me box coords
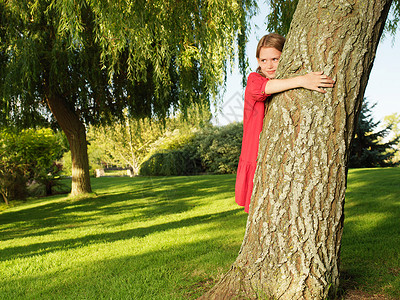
[0,0,256,127]
[0,0,257,195]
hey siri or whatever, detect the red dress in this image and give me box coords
[235,72,270,213]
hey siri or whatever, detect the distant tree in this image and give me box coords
[0,0,256,196]
[384,112,400,136]
[349,100,399,168]
[84,106,211,175]
[383,112,400,163]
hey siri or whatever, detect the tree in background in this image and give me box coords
[349,100,399,167]
[0,0,256,196]
[266,0,299,35]
[82,106,211,176]
[87,117,167,175]
[383,112,400,163]
[384,113,400,135]
[202,0,396,298]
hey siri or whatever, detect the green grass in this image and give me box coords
[340,168,400,298]
[0,168,399,299]
[0,175,247,299]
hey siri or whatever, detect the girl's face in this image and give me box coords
[257,47,282,79]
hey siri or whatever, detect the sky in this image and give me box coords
[212,8,400,126]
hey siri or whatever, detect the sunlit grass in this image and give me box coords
[341,168,400,299]
[0,168,399,299]
[0,175,247,299]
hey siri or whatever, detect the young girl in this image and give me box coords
[235,33,335,213]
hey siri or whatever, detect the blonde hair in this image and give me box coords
[256,33,286,76]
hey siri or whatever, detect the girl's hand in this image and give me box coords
[299,71,335,93]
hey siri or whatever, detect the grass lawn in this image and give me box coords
[0,168,399,299]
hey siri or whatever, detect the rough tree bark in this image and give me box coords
[45,93,92,196]
[200,0,392,299]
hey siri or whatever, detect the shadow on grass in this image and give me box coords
[0,237,240,300]
[8,169,399,298]
[0,175,241,261]
[0,174,244,299]
[1,175,233,229]
[0,208,242,262]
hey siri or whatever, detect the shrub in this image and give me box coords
[0,128,66,203]
[139,122,243,176]
[0,160,28,204]
[194,122,243,174]
[140,149,203,176]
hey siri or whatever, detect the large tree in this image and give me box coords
[0,0,255,196]
[201,0,394,299]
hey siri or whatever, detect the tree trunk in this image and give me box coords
[1,192,9,205]
[201,0,392,299]
[45,94,92,196]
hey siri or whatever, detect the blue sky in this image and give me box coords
[213,7,400,126]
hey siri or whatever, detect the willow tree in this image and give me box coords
[0,0,255,196]
[202,0,393,299]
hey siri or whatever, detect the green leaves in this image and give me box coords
[266,0,299,36]
[1,0,256,126]
[0,128,66,202]
[385,0,400,37]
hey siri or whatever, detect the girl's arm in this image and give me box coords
[265,71,335,95]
